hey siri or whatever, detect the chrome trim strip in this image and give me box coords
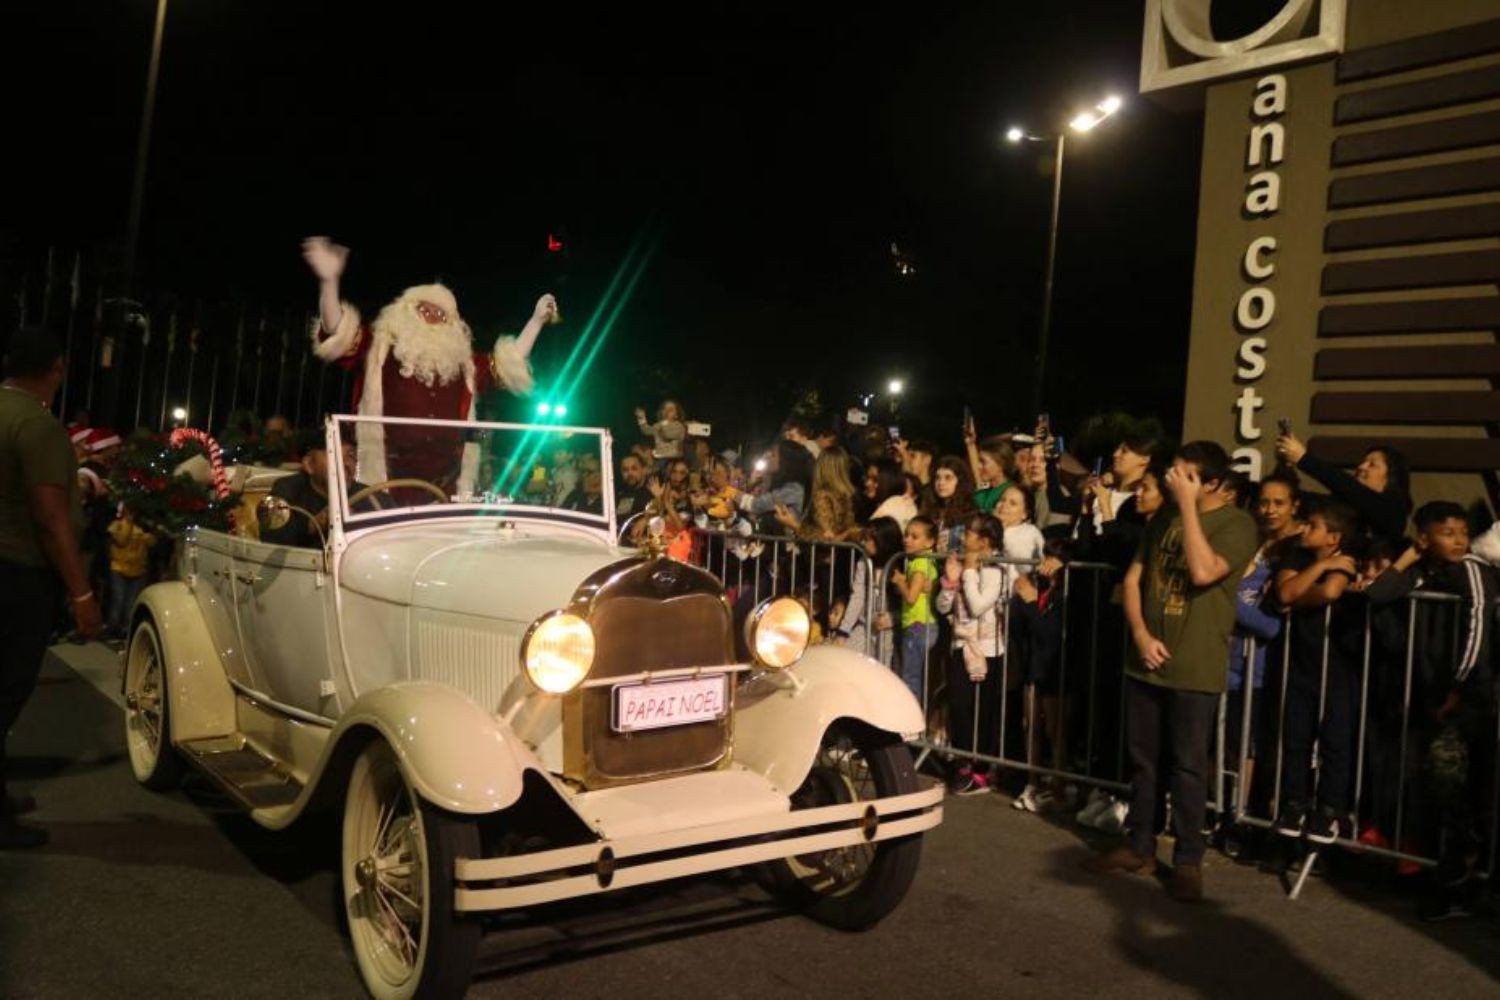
[456,784,943,881]
[453,790,943,911]
[227,678,337,729]
[581,663,750,690]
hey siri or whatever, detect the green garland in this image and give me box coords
[107,432,236,537]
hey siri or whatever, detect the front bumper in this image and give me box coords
[452,783,944,911]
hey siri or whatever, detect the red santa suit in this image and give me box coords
[311,283,533,494]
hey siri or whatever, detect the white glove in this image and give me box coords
[302,236,349,281]
[532,293,558,324]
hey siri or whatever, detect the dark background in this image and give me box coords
[0,0,1285,454]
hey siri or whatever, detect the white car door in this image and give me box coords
[189,531,259,691]
[231,538,341,719]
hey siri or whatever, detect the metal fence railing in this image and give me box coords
[669,523,1498,896]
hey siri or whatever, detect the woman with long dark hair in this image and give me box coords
[1275,432,1411,544]
[923,455,978,555]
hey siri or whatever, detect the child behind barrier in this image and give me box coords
[935,514,1006,796]
[1366,501,1496,910]
[829,516,903,667]
[889,516,939,703]
[1223,477,1283,819]
[1274,498,1361,845]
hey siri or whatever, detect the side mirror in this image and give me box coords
[257,495,292,534]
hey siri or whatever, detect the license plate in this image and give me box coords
[612,675,728,733]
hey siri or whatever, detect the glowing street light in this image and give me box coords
[888,379,904,395]
[170,406,187,422]
[1004,90,1125,414]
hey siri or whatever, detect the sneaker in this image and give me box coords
[1421,891,1476,923]
[957,771,991,797]
[1168,863,1204,903]
[1081,846,1157,877]
[1076,789,1110,826]
[1094,800,1129,834]
[1272,802,1307,839]
[1396,839,1425,877]
[0,819,48,850]
[1305,805,1341,846]
[1014,785,1041,812]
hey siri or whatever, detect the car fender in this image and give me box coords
[136,581,237,743]
[330,682,545,815]
[733,643,925,795]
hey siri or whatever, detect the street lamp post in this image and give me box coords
[1007,94,1123,417]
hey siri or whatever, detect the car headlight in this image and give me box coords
[521,611,595,694]
[745,596,811,670]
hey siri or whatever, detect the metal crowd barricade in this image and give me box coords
[882,549,1136,798]
[681,525,877,657]
[1220,588,1500,898]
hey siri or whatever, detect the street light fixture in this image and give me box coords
[1004,91,1125,415]
[171,406,187,422]
[888,379,904,396]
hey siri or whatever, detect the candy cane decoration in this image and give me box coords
[169,427,229,500]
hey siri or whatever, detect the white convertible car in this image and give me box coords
[122,415,942,999]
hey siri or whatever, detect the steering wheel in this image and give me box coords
[347,478,451,509]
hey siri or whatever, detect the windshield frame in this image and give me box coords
[327,414,616,536]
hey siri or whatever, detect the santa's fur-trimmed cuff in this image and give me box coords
[312,302,362,361]
[491,335,535,396]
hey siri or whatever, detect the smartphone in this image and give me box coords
[888,425,901,441]
[1054,434,1066,457]
[754,458,768,473]
[1277,416,1292,435]
[963,405,972,429]
[1092,456,1104,477]
[1038,412,1051,437]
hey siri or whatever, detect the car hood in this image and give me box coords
[339,521,628,623]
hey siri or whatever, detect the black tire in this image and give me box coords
[758,722,924,930]
[342,740,481,1000]
[123,618,183,791]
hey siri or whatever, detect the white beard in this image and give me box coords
[373,299,474,388]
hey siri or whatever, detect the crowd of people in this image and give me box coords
[607,396,1500,914]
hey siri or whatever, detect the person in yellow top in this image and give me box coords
[105,507,155,641]
[888,515,939,702]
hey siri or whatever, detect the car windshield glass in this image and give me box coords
[331,415,612,526]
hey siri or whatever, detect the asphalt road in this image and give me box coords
[3,644,1499,999]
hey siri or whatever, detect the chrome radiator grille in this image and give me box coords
[564,562,735,788]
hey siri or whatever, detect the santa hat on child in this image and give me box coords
[86,428,122,452]
[68,424,91,446]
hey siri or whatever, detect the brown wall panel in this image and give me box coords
[1312,390,1500,423]
[1337,17,1500,82]
[1321,249,1500,293]
[1331,110,1500,165]
[1315,343,1500,378]
[1310,435,1500,472]
[1328,157,1500,208]
[1335,64,1500,124]
[1318,295,1500,335]
[1325,202,1500,249]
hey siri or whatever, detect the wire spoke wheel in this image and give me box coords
[123,619,180,789]
[342,741,479,1000]
[757,723,925,930]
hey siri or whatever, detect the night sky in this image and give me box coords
[4,0,1223,453]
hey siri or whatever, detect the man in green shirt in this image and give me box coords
[1083,441,1257,902]
[1,327,101,849]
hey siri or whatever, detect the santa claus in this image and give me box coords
[302,236,556,495]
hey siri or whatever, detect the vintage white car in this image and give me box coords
[122,415,942,999]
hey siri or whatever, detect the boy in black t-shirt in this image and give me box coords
[1273,499,1361,843]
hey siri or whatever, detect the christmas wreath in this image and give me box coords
[108,430,236,536]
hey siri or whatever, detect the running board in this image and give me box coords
[180,736,303,810]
